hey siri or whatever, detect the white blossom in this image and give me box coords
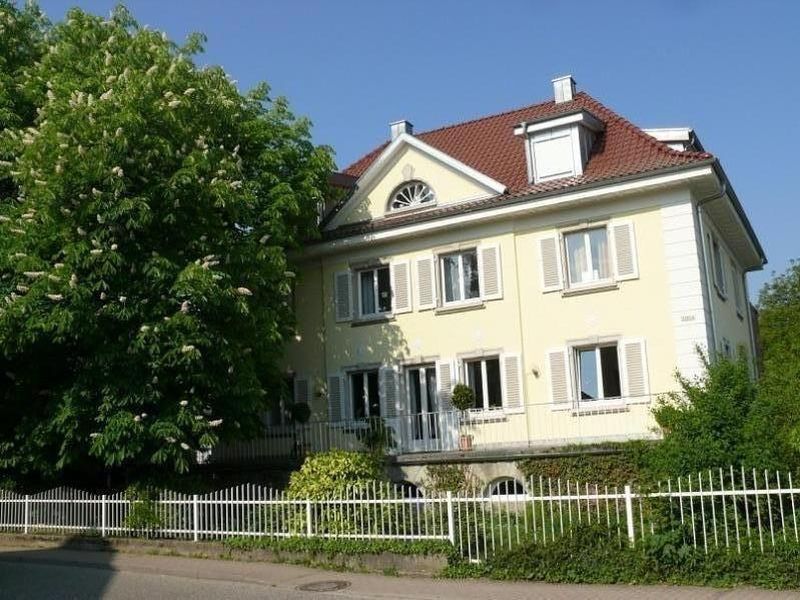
[146,65,158,76]
[181,344,196,354]
[46,294,63,302]
[180,300,190,313]
[89,432,100,439]
[140,325,150,333]
[184,88,196,96]
[195,415,203,421]
[134,415,141,422]
[99,89,113,101]
[259,234,270,244]
[23,271,44,279]
[179,400,189,407]
[140,413,147,419]
[180,442,190,450]
[235,287,252,296]
[166,437,176,444]
[111,244,118,251]
[167,100,181,108]
[77,227,87,236]
[90,249,103,256]
[111,166,123,177]
[0,216,9,222]
[209,419,223,428]
[91,188,101,197]
[119,296,127,303]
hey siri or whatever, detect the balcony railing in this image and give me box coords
[209,400,659,464]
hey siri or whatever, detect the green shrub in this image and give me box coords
[518,442,651,486]
[424,464,482,494]
[287,450,386,500]
[445,523,800,589]
[451,384,475,411]
[123,485,163,536]
[648,353,757,478]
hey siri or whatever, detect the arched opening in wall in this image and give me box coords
[485,477,526,499]
[396,480,424,499]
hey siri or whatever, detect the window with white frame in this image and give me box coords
[575,344,621,402]
[710,235,726,295]
[358,266,391,317]
[440,249,480,305]
[564,227,611,287]
[349,370,380,420]
[465,357,502,410]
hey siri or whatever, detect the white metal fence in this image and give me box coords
[1,467,798,562]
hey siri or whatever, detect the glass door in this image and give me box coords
[406,365,438,449]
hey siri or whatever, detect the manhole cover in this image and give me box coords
[297,580,351,593]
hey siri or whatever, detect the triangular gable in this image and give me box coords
[326,133,506,230]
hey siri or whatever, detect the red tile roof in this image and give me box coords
[342,92,712,197]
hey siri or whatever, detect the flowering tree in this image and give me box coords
[0,5,333,480]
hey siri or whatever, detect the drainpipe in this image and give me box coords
[695,182,727,358]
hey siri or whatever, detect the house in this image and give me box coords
[213,76,765,489]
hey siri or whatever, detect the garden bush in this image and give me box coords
[445,523,800,589]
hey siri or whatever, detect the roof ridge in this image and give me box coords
[579,93,712,160]
[414,95,559,137]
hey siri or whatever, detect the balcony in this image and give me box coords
[209,401,659,464]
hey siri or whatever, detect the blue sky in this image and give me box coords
[37,0,799,298]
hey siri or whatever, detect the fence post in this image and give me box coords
[624,484,635,546]
[446,491,455,545]
[101,495,107,537]
[192,494,199,542]
[23,495,30,535]
[306,500,313,537]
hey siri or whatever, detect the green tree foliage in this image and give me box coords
[287,451,386,500]
[744,260,800,468]
[0,5,334,480]
[648,353,757,478]
[0,1,47,202]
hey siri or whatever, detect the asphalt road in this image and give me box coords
[0,546,798,599]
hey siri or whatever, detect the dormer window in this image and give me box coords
[389,181,435,212]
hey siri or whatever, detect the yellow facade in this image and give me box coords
[281,138,759,455]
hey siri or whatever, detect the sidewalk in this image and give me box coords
[0,545,797,599]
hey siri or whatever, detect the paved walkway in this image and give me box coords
[0,546,797,599]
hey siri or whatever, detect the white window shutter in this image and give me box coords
[327,374,344,422]
[390,260,412,314]
[379,365,399,418]
[293,378,309,405]
[416,256,437,311]
[478,244,503,300]
[622,338,649,401]
[612,221,638,281]
[501,353,524,414]
[547,348,572,410]
[539,235,563,292]
[334,270,352,322]
[436,359,454,412]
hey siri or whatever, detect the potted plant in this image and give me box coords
[451,383,475,451]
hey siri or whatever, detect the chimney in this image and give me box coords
[552,75,576,103]
[389,119,413,140]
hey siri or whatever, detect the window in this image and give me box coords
[440,250,479,304]
[266,375,294,426]
[389,181,435,211]
[487,478,526,498]
[465,357,502,410]
[358,266,391,317]
[721,338,733,359]
[564,227,611,287]
[350,370,380,420]
[710,235,726,295]
[575,344,621,402]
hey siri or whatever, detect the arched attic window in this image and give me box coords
[388,180,436,212]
